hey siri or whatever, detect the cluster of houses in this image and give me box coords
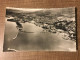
[6,12,76,41]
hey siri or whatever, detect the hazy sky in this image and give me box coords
[6,7,75,12]
[6,7,44,12]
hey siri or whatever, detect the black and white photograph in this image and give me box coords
[3,7,77,52]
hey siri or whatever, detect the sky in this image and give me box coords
[6,7,75,12]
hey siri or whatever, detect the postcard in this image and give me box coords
[3,7,77,52]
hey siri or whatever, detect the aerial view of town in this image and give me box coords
[3,7,76,52]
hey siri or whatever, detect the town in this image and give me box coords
[6,8,76,41]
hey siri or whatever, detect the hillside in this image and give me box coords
[6,7,76,41]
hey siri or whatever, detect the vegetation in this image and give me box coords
[6,8,76,41]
